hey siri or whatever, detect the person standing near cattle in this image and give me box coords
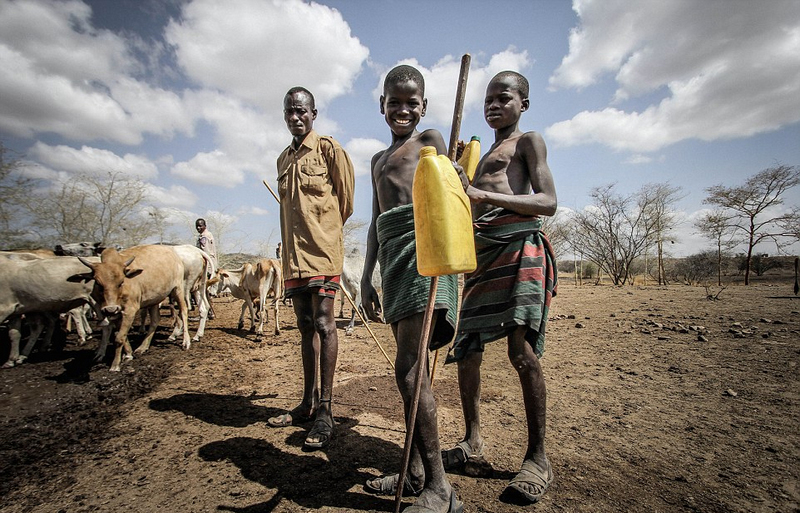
[360,65,463,513]
[195,218,217,319]
[267,86,355,451]
[442,71,558,505]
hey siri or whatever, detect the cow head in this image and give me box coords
[79,248,141,316]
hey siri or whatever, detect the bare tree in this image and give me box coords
[0,142,37,247]
[640,183,684,285]
[704,164,800,285]
[26,171,156,248]
[695,209,737,286]
[541,208,571,261]
[567,183,659,286]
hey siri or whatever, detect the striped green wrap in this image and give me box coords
[376,203,458,350]
[448,208,557,362]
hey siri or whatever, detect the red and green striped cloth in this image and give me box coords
[448,208,557,362]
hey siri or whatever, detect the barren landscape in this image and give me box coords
[1,281,799,513]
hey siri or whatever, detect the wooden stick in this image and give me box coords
[339,286,394,370]
[394,53,471,513]
[261,178,394,370]
[262,179,280,204]
[430,53,471,387]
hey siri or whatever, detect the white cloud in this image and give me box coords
[165,0,369,110]
[28,142,159,179]
[171,150,246,187]
[374,47,531,127]
[623,154,653,165]
[0,0,196,144]
[344,137,386,177]
[547,0,800,152]
[146,184,198,209]
[237,206,271,216]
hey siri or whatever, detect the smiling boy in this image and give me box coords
[361,65,463,513]
[443,71,558,505]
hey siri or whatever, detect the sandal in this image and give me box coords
[402,489,463,513]
[363,473,422,497]
[503,458,553,504]
[303,400,334,451]
[441,440,493,477]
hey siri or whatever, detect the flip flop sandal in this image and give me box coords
[303,416,334,450]
[503,458,554,504]
[402,490,464,513]
[363,473,422,497]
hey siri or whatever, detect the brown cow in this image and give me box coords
[217,258,282,336]
[79,245,189,371]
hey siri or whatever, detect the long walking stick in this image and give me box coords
[394,53,471,513]
[261,179,394,370]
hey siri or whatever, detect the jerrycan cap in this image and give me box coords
[419,146,437,158]
[470,136,480,142]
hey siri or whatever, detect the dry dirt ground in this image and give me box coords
[1,282,799,513]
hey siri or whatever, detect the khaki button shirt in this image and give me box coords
[277,130,355,279]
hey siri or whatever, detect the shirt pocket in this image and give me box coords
[300,162,329,195]
[278,170,289,198]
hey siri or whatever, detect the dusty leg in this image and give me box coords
[455,350,485,454]
[393,314,453,511]
[508,327,547,464]
[110,313,136,372]
[303,294,337,447]
[292,293,319,415]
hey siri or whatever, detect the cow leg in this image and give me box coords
[2,317,23,368]
[17,314,46,361]
[136,304,160,354]
[273,298,281,335]
[192,288,208,342]
[238,300,250,331]
[110,312,136,372]
[93,320,113,364]
[37,313,58,352]
[172,287,191,350]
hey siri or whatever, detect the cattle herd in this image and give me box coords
[0,242,287,372]
[0,242,376,372]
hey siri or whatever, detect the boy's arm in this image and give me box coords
[467,131,557,216]
[324,140,356,223]
[361,152,383,322]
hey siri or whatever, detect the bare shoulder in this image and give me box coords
[418,128,446,149]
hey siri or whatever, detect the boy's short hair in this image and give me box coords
[492,71,529,100]
[285,86,316,109]
[384,65,425,96]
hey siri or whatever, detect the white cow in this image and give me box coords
[340,248,381,334]
[79,245,190,372]
[166,245,216,342]
[217,259,282,336]
[0,256,105,367]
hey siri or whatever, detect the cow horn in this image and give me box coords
[78,256,95,270]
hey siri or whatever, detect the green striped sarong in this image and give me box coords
[448,208,557,362]
[377,203,458,350]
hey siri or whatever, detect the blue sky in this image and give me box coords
[1,0,799,257]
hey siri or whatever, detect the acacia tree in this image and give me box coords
[27,171,156,248]
[568,183,660,285]
[704,164,800,285]
[640,183,684,285]
[695,209,737,286]
[0,142,36,247]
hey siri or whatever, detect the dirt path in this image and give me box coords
[1,283,798,512]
